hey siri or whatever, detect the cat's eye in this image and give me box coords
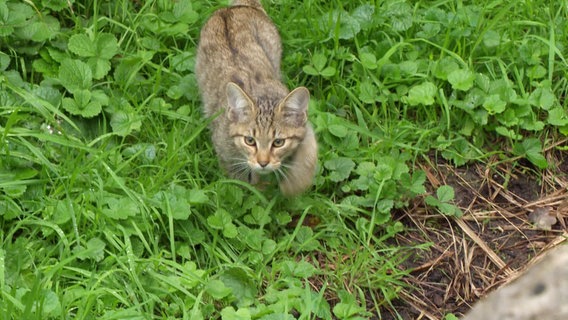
[272,138,285,147]
[244,136,256,146]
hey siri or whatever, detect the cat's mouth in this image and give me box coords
[252,165,276,174]
[250,162,280,174]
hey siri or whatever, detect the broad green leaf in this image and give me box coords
[311,53,327,72]
[457,88,485,110]
[40,290,62,317]
[68,34,96,57]
[171,52,193,72]
[548,107,568,126]
[207,209,232,229]
[335,10,361,39]
[75,237,106,262]
[355,161,376,176]
[244,205,271,226]
[445,313,460,320]
[418,22,441,38]
[389,157,410,179]
[102,196,139,220]
[0,25,13,37]
[6,2,34,25]
[91,90,109,106]
[333,290,367,318]
[434,57,460,80]
[189,189,208,204]
[59,59,92,93]
[447,69,475,91]
[475,73,491,92]
[495,126,522,139]
[376,199,394,214]
[42,0,74,11]
[110,110,142,136]
[319,66,336,78]
[277,259,317,278]
[374,163,393,181]
[47,47,67,63]
[439,203,462,217]
[171,199,191,219]
[358,80,377,104]
[352,4,375,30]
[441,139,477,166]
[399,60,418,75]
[75,95,102,118]
[2,184,26,197]
[262,239,277,255]
[31,83,62,108]
[490,79,517,102]
[387,2,413,31]
[74,89,91,107]
[114,51,154,88]
[206,280,232,300]
[527,65,547,79]
[359,52,377,70]
[424,195,442,207]
[223,223,238,238]
[400,171,426,195]
[220,267,257,307]
[0,51,9,71]
[220,307,251,320]
[153,189,191,220]
[88,57,111,79]
[482,94,506,114]
[521,118,545,131]
[140,36,160,50]
[327,124,348,138]
[62,95,102,118]
[513,138,548,169]
[0,2,9,27]
[51,198,73,224]
[405,82,437,106]
[482,30,500,47]
[528,86,556,110]
[172,0,198,24]
[0,198,23,219]
[96,33,119,59]
[498,108,518,127]
[302,65,319,76]
[17,16,60,41]
[324,157,355,182]
[436,185,455,202]
[294,226,319,251]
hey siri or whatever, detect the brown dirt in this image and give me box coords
[382,145,568,319]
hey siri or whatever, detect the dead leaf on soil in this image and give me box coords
[528,207,557,230]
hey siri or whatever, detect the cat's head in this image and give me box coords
[225,82,309,176]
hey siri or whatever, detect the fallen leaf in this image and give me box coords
[528,207,557,230]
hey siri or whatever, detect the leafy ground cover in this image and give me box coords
[1,0,567,319]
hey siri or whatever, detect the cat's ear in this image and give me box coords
[226,82,255,122]
[277,87,309,126]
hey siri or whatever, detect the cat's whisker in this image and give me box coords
[230,164,251,177]
[275,167,290,183]
[273,168,284,183]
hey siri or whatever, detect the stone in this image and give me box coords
[463,245,568,320]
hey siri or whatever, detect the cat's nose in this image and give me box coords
[258,161,269,168]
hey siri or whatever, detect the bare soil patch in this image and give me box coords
[385,148,568,319]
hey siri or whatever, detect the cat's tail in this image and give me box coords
[231,0,264,10]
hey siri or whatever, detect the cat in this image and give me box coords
[195,0,317,196]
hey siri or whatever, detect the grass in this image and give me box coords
[1,0,567,319]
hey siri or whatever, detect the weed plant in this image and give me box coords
[0,0,566,318]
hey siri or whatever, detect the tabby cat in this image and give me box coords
[195,0,317,196]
